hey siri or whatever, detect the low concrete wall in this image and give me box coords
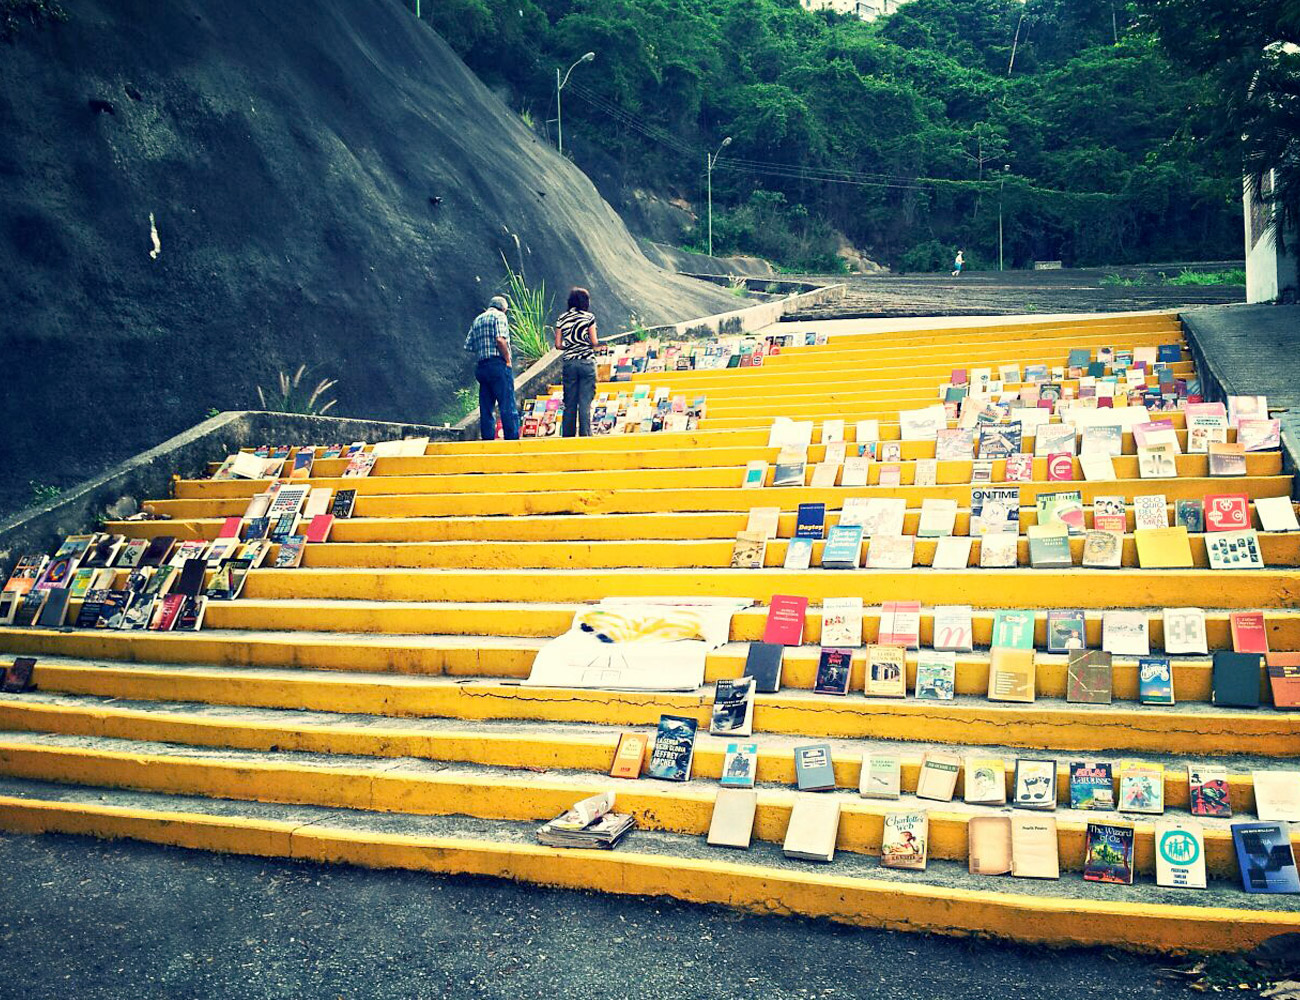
[0,411,450,565]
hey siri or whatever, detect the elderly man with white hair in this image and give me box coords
[463,294,520,440]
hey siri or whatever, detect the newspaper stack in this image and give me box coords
[536,790,636,850]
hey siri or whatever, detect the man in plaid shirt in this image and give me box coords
[463,295,520,440]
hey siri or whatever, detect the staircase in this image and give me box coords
[2,312,1297,954]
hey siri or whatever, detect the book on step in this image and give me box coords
[916,751,961,802]
[1083,822,1135,885]
[1212,651,1263,707]
[1155,819,1207,889]
[1232,822,1300,893]
[743,642,784,694]
[609,732,648,779]
[1252,771,1300,822]
[707,788,757,849]
[720,742,758,788]
[819,597,862,647]
[782,795,841,862]
[964,756,1007,805]
[914,651,956,700]
[988,647,1035,703]
[710,677,755,736]
[880,812,928,871]
[1069,761,1113,810]
[1118,762,1164,815]
[1267,652,1300,708]
[1013,758,1057,810]
[1187,763,1231,817]
[647,715,697,781]
[763,595,809,645]
[865,644,907,698]
[859,753,900,799]
[968,816,1013,876]
[1010,816,1060,879]
[794,503,826,539]
[794,743,836,791]
[1,656,37,693]
[813,647,853,696]
[1066,650,1112,704]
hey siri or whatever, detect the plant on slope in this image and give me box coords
[257,365,339,416]
[500,253,553,366]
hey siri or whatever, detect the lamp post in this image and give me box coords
[707,136,732,258]
[556,52,595,156]
[998,164,1010,272]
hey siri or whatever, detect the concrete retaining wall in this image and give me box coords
[0,411,450,565]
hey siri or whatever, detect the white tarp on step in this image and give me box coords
[523,597,752,692]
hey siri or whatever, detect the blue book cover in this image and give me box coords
[1233,823,1300,893]
[794,743,836,791]
[720,742,758,788]
[647,715,697,782]
[821,524,863,568]
[1138,656,1174,705]
[795,503,827,539]
[1157,343,1182,363]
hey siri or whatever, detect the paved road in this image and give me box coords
[0,832,1191,1000]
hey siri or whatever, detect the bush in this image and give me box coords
[896,240,954,273]
[499,254,553,366]
[1,0,66,40]
[698,191,842,273]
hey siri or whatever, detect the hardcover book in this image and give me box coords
[647,715,698,782]
[865,644,907,698]
[859,753,901,799]
[710,677,755,736]
[812,647,854,696]
[1013,758,1058,810]
[914,651,956,700]
[880,812,928,871]
[743,642,784,694]
[1232,823,1300,893]
[1070,761,1114,810]
[1066,650,1112,704]
[964,756,1007,805]
[1155,820,1207,889]
[720,742,758,788]
[1188,764,1232,817]
[1084,822,1135,885]
[794,743,836,791]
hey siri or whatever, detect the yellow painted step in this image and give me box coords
[0,699,1269,814]
[0,741,1273,880]
[8,659,1296,755]
[2,794,1292,953]
[147,474,1294,520]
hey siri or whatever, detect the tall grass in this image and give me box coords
[500,253,553,366]
[257,365,338,415]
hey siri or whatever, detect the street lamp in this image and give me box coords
[998,164,1010,272]
[707,136,732,258]
[556,52,595,156]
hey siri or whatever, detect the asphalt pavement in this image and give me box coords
[0,831,1194,1000]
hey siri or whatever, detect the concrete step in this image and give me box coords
[2,653,1294,755]
[0,776,1295,954]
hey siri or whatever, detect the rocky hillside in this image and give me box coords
[0,0,734,512]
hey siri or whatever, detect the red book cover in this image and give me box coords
[218,516,243,538]
[305,514,335,544]
[1230,612,1269,654]
[1267,652,1300,709]
[1204,494,1250,533]
[763,595,809,646]
[150,593,186,631]
[1047,453,1074,481]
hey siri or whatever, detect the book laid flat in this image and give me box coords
[707,789,758,849]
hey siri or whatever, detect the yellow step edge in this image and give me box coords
[0,795,1287,953]
[0,699,1268,813]
[9,662,1296,754]
[0,741,1272,880]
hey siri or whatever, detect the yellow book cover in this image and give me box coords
[988,647,1036,703]
[1134,526,1194,569]
[609,732,648,779]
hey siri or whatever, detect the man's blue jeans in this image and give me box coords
[475,357,520,440]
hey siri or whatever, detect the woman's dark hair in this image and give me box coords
[567,286,591,311]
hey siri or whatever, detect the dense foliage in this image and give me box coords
[424,0,1243,270]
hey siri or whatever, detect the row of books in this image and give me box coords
[521,386,706,437]
[211,438,430,482]
[597,330,826,381]
[743,440,1256,491]
[619,719,1299,892]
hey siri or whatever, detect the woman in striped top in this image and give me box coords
[554,286,599,437]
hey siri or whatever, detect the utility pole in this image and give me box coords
[999,164,1010,272]
[707,136,732,258]
[556,52,596,156]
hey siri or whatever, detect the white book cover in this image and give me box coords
[917,498,958,538]
[821,597,863,647]
[821,419,845,444]
[1154,820,1207,889]
[1102,610,1150,656]
[1079,453,1115,482]
[1253,771,1300,822]
[855,419,880,443]
[838,497,871,528]
[932,536,973,569]
[1132,494,1169,530]
[1162,607,1208,655]
[932,605,974,651]
[861,498,906,538]
[860,753,901,799]
[1256,497,1300,533]
[840,456,870,488]
[746,507,782,539]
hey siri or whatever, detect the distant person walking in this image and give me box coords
[952,249,965,277]
[464,295,520,440]
[555,286,599,437]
